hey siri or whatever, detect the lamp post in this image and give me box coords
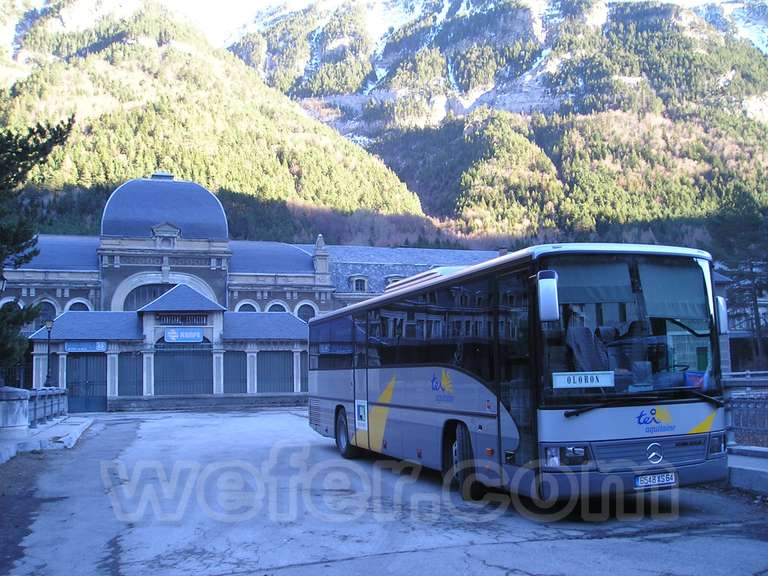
[44,319,54,387]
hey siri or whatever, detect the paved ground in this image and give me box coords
[1,409,767,576]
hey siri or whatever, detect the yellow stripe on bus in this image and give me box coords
[369,376,396,452]
[688,410,716,434]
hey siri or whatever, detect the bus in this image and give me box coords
[307,244,729,500]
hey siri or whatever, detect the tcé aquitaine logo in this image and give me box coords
[431,369,454,402]
[635,407,676,434]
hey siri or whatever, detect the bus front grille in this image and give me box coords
[591,434,708,472]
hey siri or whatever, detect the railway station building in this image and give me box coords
[1,173,497,410]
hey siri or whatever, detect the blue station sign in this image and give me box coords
[65,341,107,353]
[164,327,204,343]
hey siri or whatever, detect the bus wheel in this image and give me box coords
[335,408,359,459]
[453,423,485,501]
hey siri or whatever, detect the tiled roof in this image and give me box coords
[101,178,229,240]
[298,244,498,266]
[298,244,498,293]
[223,312,308,340]
[17,235,99,271]
[230,241,314,273]
[29,312,141,341]
[138,284,225,312]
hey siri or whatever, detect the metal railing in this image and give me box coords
[28,388,68,428]
[723,372,768,448]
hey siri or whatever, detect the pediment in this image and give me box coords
[152,222,181,238]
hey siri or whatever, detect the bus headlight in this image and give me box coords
[542,445,590,468]
[708,433,726,456]
[545,446,560,467]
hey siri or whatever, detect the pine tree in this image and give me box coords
[0,118,73,372]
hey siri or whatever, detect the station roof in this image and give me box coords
[29,312,142,341]
[223,312,308,340]
[138,284,226,312]
[229,241,314,274]
[18,235,100,271]
[101,177,229,240]
[296,244,498,293]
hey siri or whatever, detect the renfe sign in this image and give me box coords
[65,341,107,353]
[164,327,204,343]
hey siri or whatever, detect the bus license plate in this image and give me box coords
[634,472,677,489]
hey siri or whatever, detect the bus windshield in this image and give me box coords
[539,254,721,406]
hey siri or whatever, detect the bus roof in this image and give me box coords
[310,243,712,324]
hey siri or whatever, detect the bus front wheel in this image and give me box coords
[335,408,360,459]
[452,423,485,501]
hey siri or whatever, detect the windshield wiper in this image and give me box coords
[564,396,659,418]
[654,386,724,407]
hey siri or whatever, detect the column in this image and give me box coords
[32,353,46,390]
[293,350,301,393]
[58,353,67,389]
[247,349,258,394]
[107,352,119,397]
[142,351,154,396]
[213,350,224,395]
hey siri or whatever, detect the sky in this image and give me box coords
[161,0,267,45]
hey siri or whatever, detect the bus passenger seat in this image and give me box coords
[566,326,610,372]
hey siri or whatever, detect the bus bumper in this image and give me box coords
[535,456,728,500]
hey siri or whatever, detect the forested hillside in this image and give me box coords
[3,0,768,250]
[0,0,431,245]
[231,0,768,248]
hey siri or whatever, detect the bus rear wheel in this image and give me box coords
[452,423,485,501]
[335,408,360,459]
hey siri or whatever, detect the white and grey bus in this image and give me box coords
[308,244,729,500]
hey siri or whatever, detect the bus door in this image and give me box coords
[496,270,537,487]
[352,314,370,450]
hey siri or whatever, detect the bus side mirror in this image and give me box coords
[537,270,560,323]
[716,296,728,335]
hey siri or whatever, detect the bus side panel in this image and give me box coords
[364,366,501,481]
[309,368,355,441]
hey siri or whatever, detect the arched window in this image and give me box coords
[268,303,287,313]
[297,304,316,322]
[0,300,21,313]
[34,301,57,330]
[68,302,90,312]
[238,303,258,312]
[124,284,175,311]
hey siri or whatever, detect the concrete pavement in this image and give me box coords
[729,451,768,495]
[0,416,93,465]
[1,409,767,576]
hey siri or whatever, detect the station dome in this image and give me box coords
[100,173,229,240]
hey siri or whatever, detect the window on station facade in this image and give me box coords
[33,301,57,330]
[238,303,258,312]
[68,302,89,311]
[297,304,316,322]
[352,278,367,292]
[268,303,287,312]
[156,313,208,326]
[124,283,175,311]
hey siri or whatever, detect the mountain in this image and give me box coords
[228,0,768,246]
[0,0,438,246]
[3,0,768,250]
